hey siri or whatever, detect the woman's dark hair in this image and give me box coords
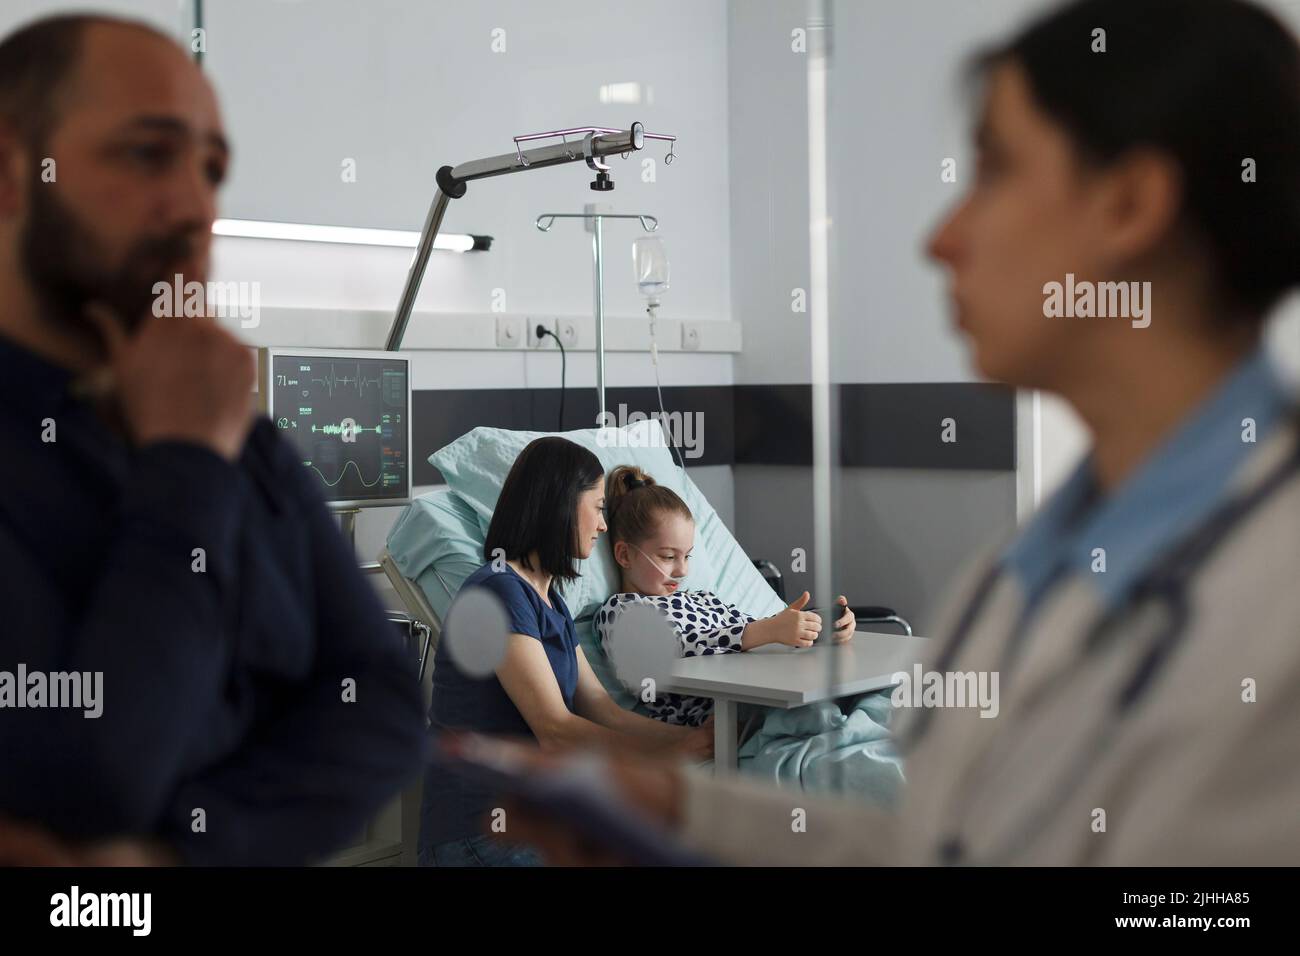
[604,464,693,545]
[483,437,604,581]
[972,0,1300,320]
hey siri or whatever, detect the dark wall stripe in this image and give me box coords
[732,385,811,465]
[413,382,1014,485]
[839,383,1015,469]
[732,383,1015,469]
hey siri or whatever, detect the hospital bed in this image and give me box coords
[381,419,912,696]
[379,419,913,860]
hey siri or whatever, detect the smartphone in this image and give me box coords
[810,603,854,632]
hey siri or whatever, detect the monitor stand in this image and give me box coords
[337,508,360,561]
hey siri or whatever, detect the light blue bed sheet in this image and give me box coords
[738,692,904,807]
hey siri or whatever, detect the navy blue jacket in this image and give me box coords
[0,334,425,864]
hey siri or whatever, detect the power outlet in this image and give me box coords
[496,315,524,348]
[555,319,579,348]
[527,318,552,348]
[681,323,701,351]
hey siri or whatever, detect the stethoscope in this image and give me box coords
[897,410,1300,865]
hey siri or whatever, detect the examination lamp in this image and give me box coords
[383,122,677,352]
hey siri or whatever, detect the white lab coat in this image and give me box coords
[678,410,1300,865]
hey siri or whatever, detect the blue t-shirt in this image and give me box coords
[420,561,581,848]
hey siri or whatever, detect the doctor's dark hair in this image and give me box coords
[0,14,176,151]
[604,465,693,546]
[971,0,1300,320]
[483,437,604,582]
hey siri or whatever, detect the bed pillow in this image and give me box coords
[386,487,486,622]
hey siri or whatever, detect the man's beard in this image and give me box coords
[20,181,200,338]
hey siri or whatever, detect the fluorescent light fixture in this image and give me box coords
[212,218,490,252]
[598,82,652,105]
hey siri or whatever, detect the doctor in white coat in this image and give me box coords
[507,0,1300,866]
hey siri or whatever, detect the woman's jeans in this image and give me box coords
[419,833,543,867]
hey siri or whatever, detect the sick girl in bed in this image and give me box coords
[595,465,856,727]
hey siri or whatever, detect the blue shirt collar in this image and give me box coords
[1004,346,1296,612]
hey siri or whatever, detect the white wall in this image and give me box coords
[728,0,1058,387]
[201,0,732,326]
[725,0,1045,624]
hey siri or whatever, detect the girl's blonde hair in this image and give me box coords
[604,465,693,545]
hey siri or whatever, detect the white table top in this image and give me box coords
[661,630,931,708]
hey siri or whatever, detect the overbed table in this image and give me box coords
[662,630,931,773]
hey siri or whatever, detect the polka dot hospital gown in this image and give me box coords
[596,590,756,727]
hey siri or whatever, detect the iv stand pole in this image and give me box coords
[385,123,661,352]
[534,212,659,419]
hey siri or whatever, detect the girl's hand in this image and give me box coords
[831,597,855,644]
[744,591,821,649]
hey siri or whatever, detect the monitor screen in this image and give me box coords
[264,350,411,508]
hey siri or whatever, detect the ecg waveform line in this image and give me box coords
[311,423,384,435]
[309,363,382,398]
[307,459,386,488]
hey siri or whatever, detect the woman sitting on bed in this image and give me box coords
[419,439,712,867]
[596,465,856,727]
